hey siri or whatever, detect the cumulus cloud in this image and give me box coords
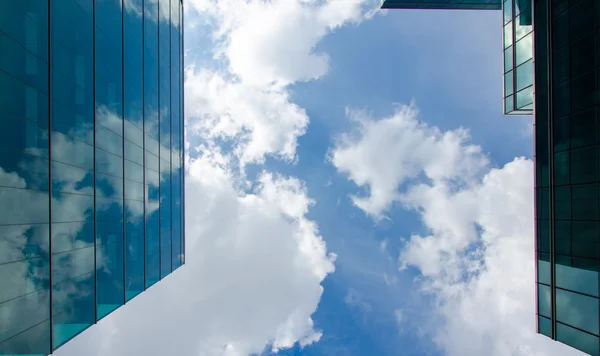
[184,0,379,166]
[56,148,336,356]
[331,103,585,356]
[189,0,373,87]
[184,69,309,165]
[330,104,488,219]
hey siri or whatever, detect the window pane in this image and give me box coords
[556,288,599,335]
[556,322,599,356]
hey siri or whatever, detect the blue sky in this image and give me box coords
[54,1,585,356]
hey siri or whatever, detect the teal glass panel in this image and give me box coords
[505,72,513,97]
[537,253,551,285]
[556,256,599,297]
[556,322,599,356]
[515,34,533,66]
[504,21,513,48]
[538,284,551,317]
[516,85,533,110]
[538,316,552,338]
[537,219,550,253]
[503,0,513,24]
[505,94,514,113]
[516,60,533,91]
[556,288,599,335]
[504,46,513,74]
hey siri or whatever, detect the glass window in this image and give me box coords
[504,21,513,48]
[571,184,598,221]
[553,116,569,152]
[538,284,551,317]
[570,109,595,149]
[539,316,552,338]
[571,72,596,113]
[570,146,597,184]
[125,160,144,183]
[554,220,571,256]
[553,150,570,186]
[537,253,551,285]
[569,0,595,43]
[556,322,599,356]
[96,148,124,177]
[571,221,599,259]
[556,256,599,297]
[96,220,124,320]
[516,85,533,109]
[0,290,51,354]
[554,185,570,220]
[556,288,599,334]
[552,10,569,51]
[516,60,533,92]
[503,0,513,24]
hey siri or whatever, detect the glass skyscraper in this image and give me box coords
[0,0,185,354]
[384,0,599,355]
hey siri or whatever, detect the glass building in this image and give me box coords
[0,0,185,355]
[384,0,599,355]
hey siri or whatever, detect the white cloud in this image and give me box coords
[331,104,586,356]
[183,0,379,166]
[330,104,489,220]
[184,69,309,165]
[394,309,404,325]
[55,148,336,356]
[189,0,373,87]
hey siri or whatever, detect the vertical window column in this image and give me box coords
[94,0,125,321]
[0,1,51,354]
[144,0,161,288]
[124,0,146,302]
[159,0,172,279]
[49,0,96,350]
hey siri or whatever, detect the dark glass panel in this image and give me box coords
[570,146,597,184]
[571,184,598,221]
[553,115,569,152]
[554,185,570,220]
[571,221,599,259]
[570,109,596,149]
[553,150,570,186]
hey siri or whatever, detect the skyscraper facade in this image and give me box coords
[383,0,599,355]
[0,0,185,354]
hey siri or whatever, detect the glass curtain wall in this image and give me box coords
[503,0,534,114]
[0,0,184,354]
[535,0,600,354]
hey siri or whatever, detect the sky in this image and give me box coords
[54,1,586,355]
